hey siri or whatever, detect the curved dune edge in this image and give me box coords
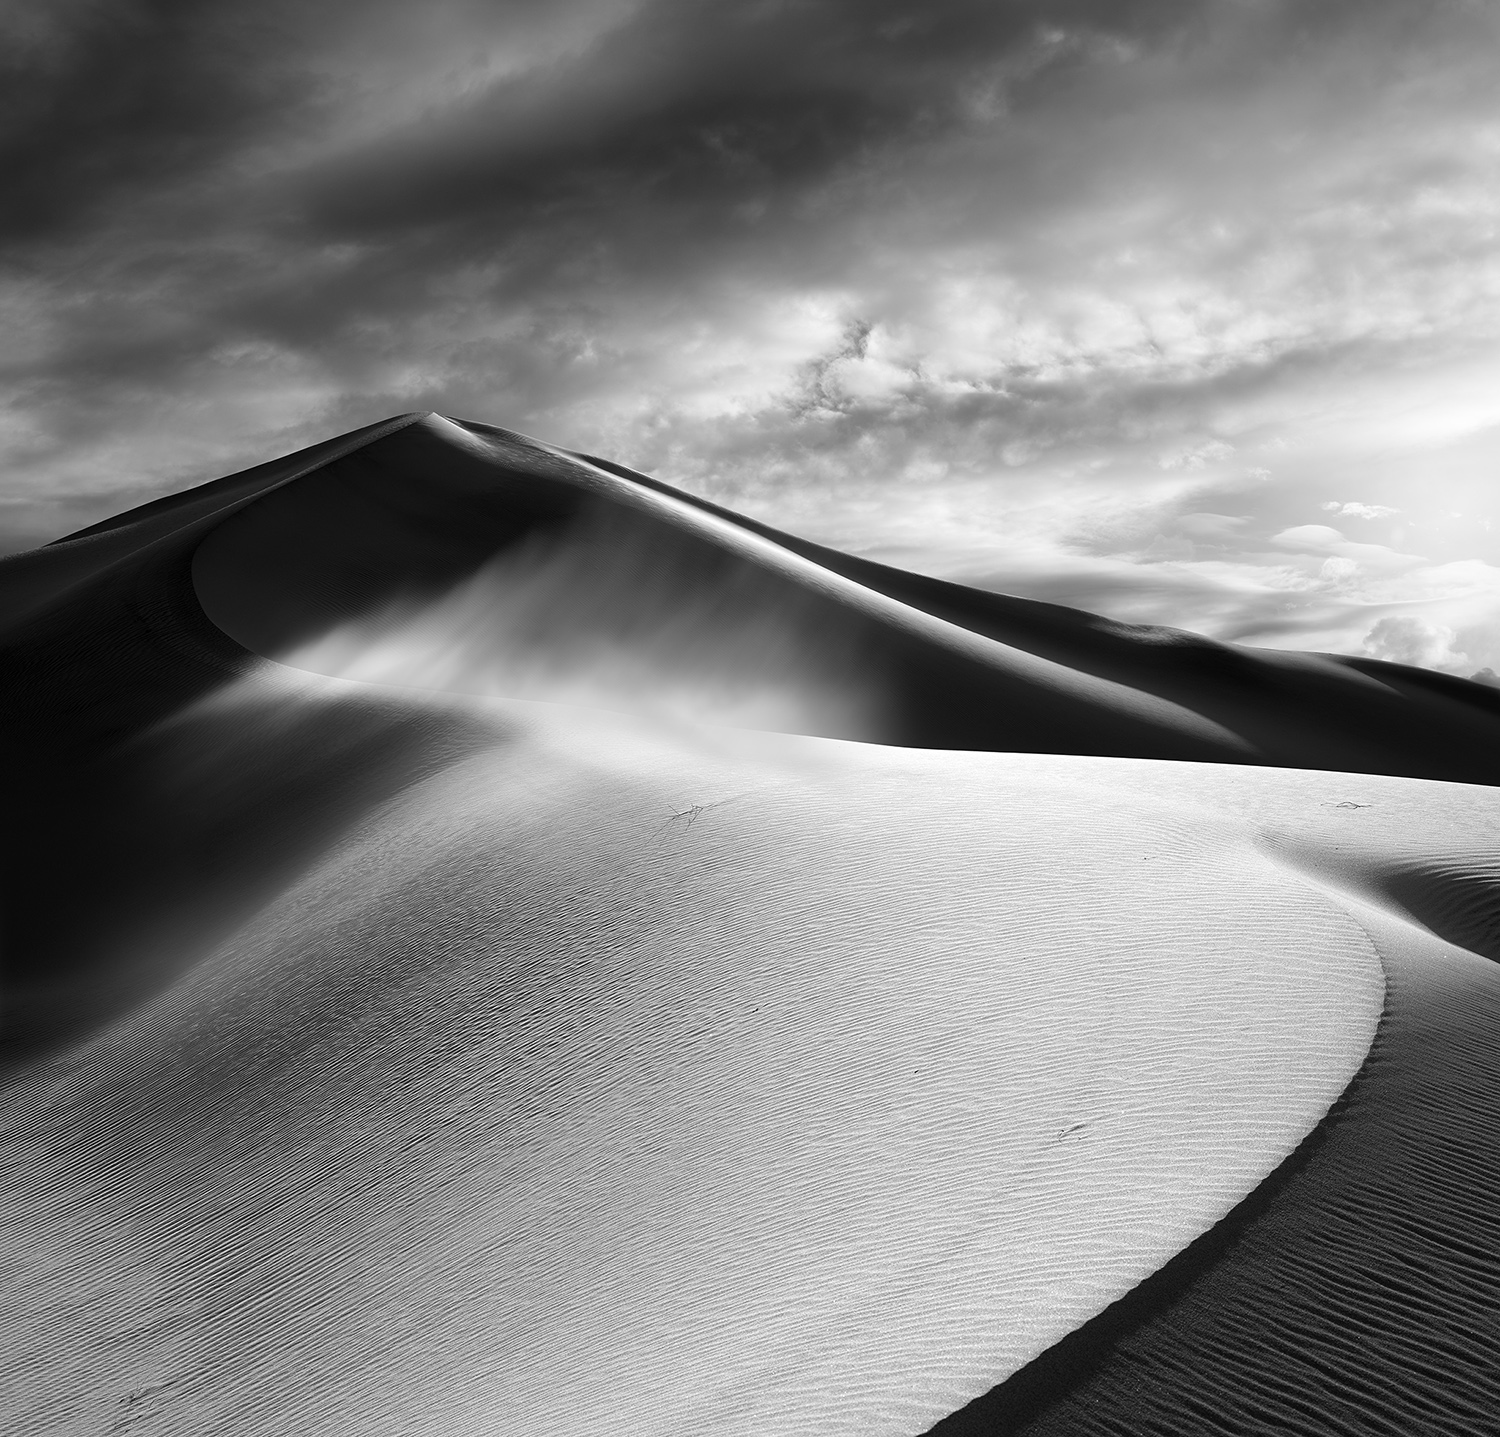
[3,416,1498,1432]
[927,764,1500,1435]
[0,413,426,636]
[1,688,1384,1437]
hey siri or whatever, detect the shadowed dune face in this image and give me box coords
[1373,858,1500,966]
[6,413,1500,1434]
[281,499,889,740]
[0,414,425,641]
[1254,825,1500,970]
[573,445,1500,786]
[192,417,1266,761]
[2,670,508,1070]
[187,414,1500,782]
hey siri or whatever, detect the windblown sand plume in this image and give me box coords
[4,413,1499,1434]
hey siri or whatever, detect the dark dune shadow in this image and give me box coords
[191,418,1250,762]
[2,678,495,1076]
[568,441,1500,786]
[0,534,498,1077]
[1382,860,1500,966]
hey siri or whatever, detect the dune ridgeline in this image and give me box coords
[3,412,1499,1436]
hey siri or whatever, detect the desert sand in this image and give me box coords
[2,414,1498,1435]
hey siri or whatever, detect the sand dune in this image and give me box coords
[3,414,1499,1435]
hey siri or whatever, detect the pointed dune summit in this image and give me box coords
[2,414,1499,1436]
[195,414,1500,778]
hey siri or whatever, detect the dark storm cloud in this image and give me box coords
[6,0,1484,370]
[0,2,320,243]
[297,0,1191,236]
[0,0,1148,249]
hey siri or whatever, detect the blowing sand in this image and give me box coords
[3,414,1499,1435]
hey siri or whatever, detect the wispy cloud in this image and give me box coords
[3,0,1498,673]
[1323,502,1400,520]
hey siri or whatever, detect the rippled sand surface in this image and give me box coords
[3,414,1498,1434]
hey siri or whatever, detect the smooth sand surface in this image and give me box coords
[3,414,1499,1434]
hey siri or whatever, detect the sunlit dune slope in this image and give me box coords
[2,413,1499,1435]
[1,691,1388,1437]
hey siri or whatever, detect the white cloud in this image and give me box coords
[1321,501,1400,519]
[1361,615,1471,671]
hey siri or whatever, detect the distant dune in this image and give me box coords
[3,413,1498,1435]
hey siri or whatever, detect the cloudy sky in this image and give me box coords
[4,0,1500,672]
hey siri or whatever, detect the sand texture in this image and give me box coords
[3,414,1499,1434]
